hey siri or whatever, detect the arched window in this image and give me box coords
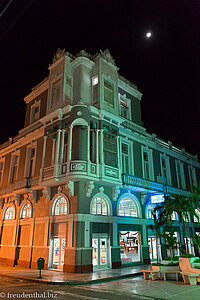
[146,204,154,219]
[4,206,15,220]
[118,197,138,217]
[91,196,109,216]
[171,211,179,221]
[194,209,200,223]
[21,203,32,219]
[54,196,68,216]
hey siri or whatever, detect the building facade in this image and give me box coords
[0,48,200,272]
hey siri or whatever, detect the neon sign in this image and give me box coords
[151,194,165,204]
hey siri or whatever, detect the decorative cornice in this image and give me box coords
[24,79,49,104]
[118,77,142,100]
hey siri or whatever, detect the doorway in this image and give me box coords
[148,237,157,261]
[92,234,108,269]
[52,237,66,269]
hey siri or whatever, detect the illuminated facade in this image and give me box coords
[0,49,200,272]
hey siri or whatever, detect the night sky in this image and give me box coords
[1,0,200,157]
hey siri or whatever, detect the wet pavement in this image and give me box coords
[0,265,147,284]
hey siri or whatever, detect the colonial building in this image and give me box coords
[0,48,199,272]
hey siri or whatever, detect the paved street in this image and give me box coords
[0,276,155,300]
[0,275,200,299]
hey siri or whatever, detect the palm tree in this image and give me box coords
[153,193,200,255]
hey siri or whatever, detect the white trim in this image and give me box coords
[160,154,172,185]
[50,192,70,216]
[90,192,112,216]
[117,192,142,218]
[141,146,154,181]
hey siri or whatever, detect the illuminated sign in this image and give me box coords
[151,194,165,204]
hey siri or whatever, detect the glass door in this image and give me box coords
[148,237,157,261]
[53,237,66,269]
[92,235,108,269]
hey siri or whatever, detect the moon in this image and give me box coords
[146,32,152,38]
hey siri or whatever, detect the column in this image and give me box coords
[84,221,90,247]
[51,136,56,165]
[100,129,104,164]
[60,129,66,163]
[55,129,61,177]
[111,221,121,269]
[141,224,150,264]
[67,126,73,162]
[40,135,47,180]
[96,129,99,164]
[87,126,90,162]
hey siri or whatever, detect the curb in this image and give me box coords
[0,271,143,285]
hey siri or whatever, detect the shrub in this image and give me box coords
[194,258,200,263]
[181,254,195,258]
[163,256,179,261]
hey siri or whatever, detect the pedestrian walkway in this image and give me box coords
[0,264,147,285]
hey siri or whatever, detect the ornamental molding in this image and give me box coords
[14,194,21,206]
[30,190,37,203]
[112,187,120,201]
[99,187,104,194]
[65,181,74,196]
[58,186,63,194]
[24,79,49,104]
[43,187,51,200]
[86,181,95,198]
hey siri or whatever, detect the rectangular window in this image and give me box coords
[9,155,19,183]
[122,143,129,174]
[160,155,171,185]
[63,132,68,163]
[90,126,96,163]
[176,161,185,189]
[103,129,117,167]
[104,80,114,107]
[188,165,197,191]
[143,150,150,180]
[120,99,129,118]
[52,79,61,106]
[0,159,4,185]
[92,76,98,104]
[25,147,36,178]
[65,75,72,99]
[30,101,40,124]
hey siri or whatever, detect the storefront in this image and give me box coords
[119,231,140,264]
[92,233,108,269]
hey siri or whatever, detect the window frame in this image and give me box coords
[103,77,115,108]
[119,93,131,120]
[141,146,154,181]
[53,196,68,216]
[25,144,36,179]
[9,152,19,184]
[90,193,111,216]
[160,154,171,185]
[51,77,62,107]
[30,100,41,124]
[103,128,117,168]
[21,203,32,219]
[0,158,5,186]
[175,160,186,189]
[4,206,15,220]
[117,196,139,217]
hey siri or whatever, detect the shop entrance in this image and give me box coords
[119,231,140,263]
[92,234,108,269]
[52,237,66,269]
[148,237,157,261]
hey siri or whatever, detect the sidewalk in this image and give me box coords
[0,264,147,285]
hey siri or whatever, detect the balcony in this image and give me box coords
[122,173,164,193]
[122,173,190,196]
